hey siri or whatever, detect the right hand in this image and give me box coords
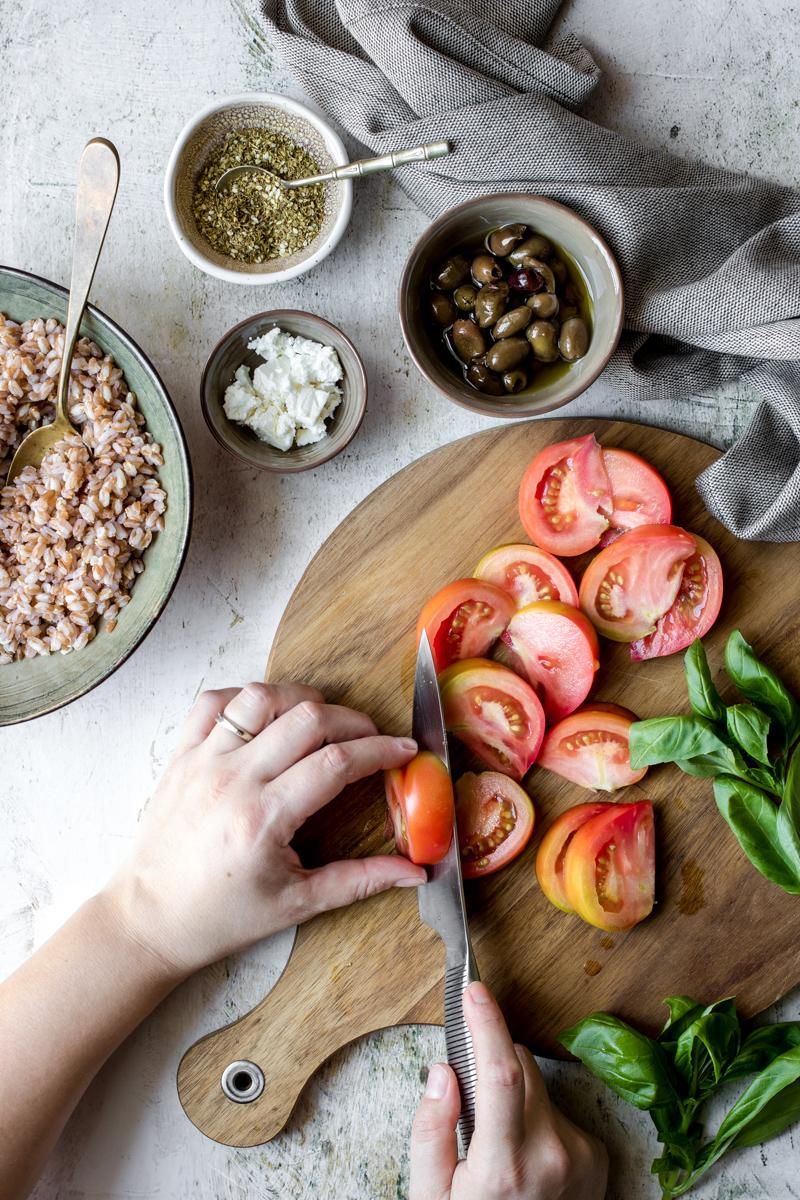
[410,982,608,1200]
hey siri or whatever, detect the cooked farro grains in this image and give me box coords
[0,314,166,664]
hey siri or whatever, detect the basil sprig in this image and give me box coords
[629,631,800,892]
[560,998,800,1198]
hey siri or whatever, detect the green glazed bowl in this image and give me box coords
[0,266,192,725]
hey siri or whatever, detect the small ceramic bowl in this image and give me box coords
[164,93,352,285]
[399,194,624,418]
[202,310,367,472]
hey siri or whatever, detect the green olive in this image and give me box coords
[486,336,529,373]
[509,234,552,265]
[502,368,528,394]
[451,318,486,363]
[492,305,532,339]
[453,284,478,312]
[485,223,528,257]
[526,292,559,319]
[434,254,469,290]
[471,253,503,285]
[430,292,457,325]
[526,319,559,362]
[474,282,509,328]
[559,317,589,361]
[550,258,568,285]
[466,360,505,395]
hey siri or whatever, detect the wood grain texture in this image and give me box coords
[178,417,800,1148]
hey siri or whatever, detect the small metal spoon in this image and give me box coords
[6,138,120,485]
[214,139,451,193]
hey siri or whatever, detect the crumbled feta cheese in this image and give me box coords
[223,326,344,452]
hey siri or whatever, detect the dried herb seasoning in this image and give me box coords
[192,129,325,264]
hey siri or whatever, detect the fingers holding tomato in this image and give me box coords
[385,751,454,865]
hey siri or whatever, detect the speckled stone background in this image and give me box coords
[1,1,799,1197]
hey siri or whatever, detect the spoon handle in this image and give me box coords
[56,138,120,426]
[286,140,451,188]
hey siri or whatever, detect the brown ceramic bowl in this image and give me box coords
[201,310,367,472]
[399,194,624,418]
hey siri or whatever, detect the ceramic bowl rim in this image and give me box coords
[398,192,625,418]
[201,308,368,474]
[163,92,354,286]
[0,263,193,725]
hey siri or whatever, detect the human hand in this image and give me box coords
[410,983,608,1200]
[104,682,426,978]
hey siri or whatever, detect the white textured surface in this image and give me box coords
[1,1,798,1197]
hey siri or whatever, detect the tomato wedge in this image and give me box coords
[474,543,579,608]
[562,801,655,931]
[601,448,672,543]
[630,534,723,661]
[385,751,453,865]
[579,524,697,642]
[535,802,610,911]
[439,658,545,780]
[537,703,647,791]
[417,579,516,673]
[456,772,535,878]
[502,601,600,723]
[518,433,612,556]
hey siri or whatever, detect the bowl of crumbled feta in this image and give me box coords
[201,310,367,472]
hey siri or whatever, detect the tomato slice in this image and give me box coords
[502,601,600,723]
[417,579,516,673]
[562,801,655,931]
[455,771,535,878]
[474,543,579,608]
[384,751,454,865]
[537,703,647,791]
[579,524,697,642]
[439,658,545,781]
[601,448,672,543]
[518,433,612,556]
[630,534,723,661]
[535,802,610,911]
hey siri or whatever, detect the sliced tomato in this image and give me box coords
[439,658,545,781]
[562,801,655,931]
[537,703,647,791]
[456,772,535,878]
[474,543,579,608]
[579,524,696,642]
[601,448,672,543]
[630,534,723,661]
[535,802,610,911]
[518,433,612,556]
[384,751,453,865]
[417,579,516,673]
[502,601,600,723]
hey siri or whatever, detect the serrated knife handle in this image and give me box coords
[444,948,480,1152]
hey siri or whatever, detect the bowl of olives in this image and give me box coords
[399,195,623,417]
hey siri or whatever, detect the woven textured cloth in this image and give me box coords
[261,0,800,540]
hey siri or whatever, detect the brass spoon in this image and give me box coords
[214,139,451,193]
[6,138,120,485]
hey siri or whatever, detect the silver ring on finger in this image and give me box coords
[214,710,255,743]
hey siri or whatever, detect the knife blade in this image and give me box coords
[413,630,480,1151]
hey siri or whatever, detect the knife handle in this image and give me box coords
[444,948,480,1153]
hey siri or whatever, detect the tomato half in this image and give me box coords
[439,658,545,781]
[630,534,723,661]
[456,772,535,878]
[579,524,697,642]
[474,543,579,608]
[562,801,655,931]
[535,802,610,911]
[502,601,600,723]
[537,703,647,791]
[518,433,612,556]
[384,751,453,865]
[417,579,516,673]
[601,448,672,543]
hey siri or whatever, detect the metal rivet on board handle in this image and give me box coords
[220,1060,265,1103]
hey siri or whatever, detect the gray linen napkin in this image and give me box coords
[261,0,800,541]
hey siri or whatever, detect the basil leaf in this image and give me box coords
[726,704,772,767]
[713,776,800,893]
[725,1024,800,1083]
[776,749,800,878]
[660,996,703,1039]
[725,631,800,744]
[675,749,740,778]
[559,1013,682,1111]
[702,1046,800,1166]
[629,716,731,770]
[673,1009,741,1096]
[684,640,725,723]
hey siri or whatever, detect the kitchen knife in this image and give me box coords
[413,630,480,1151]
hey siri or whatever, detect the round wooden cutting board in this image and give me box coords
[178,417,800,1148]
